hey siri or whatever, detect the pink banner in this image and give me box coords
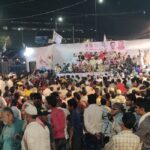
[83,41,126,51]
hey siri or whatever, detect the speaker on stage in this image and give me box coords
[29,61,36,73]
[0,61,9,75]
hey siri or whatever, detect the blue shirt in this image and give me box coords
[70,109,83,136]
[0,119,24,150]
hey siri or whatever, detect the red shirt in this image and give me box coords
[51,107,65,139]
[116,83,127,94]
[99,52,105,60]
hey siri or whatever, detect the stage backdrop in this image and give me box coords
[25,39,150,71]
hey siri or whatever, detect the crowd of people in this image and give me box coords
[55,51,145,74]
[0,60,150,150]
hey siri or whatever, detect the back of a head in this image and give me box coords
[117,79,121,83]
[51,92,59,98]
[101,98,106,105]
[33,93,42,100]
[88,94,97,104]
[145,99,150,112]
[14,92,20,100]
[73,92,81,101]
[30,93,35,101]
[61,102,67,109]
[67,98,78,109]
[122,112,136,129]
[11,99,18,106]
[136,98,145,109]
[3,107,14,116]
[126,93,136,102]
[46,95,58,107]
[112,103,124,112]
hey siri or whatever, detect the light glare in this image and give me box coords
[58,17,63,22]
[24,48,34,57]
[99,0,104,3]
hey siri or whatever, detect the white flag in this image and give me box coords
[103,34,107,43]
[3,36,10,53]
[52,30,63,44]
[3,42,7,53]
[103,34,107,49]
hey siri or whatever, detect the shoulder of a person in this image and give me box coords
[26,122,45,133]
[15,119,24,124]
[54,107,65,115]
[140,116,150,128]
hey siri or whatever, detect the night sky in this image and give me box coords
[0,0,150,44]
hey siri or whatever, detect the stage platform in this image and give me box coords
[57,72,110,77]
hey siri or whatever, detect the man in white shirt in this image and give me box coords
[0,77,6,95]
[84,94,103,150]
[43,85,52,97]
[22,104,51,150]
[7,77,13,89]
[0,90,7,109]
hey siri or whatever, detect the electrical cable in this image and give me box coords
[0,0,87,21]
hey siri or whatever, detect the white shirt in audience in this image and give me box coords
[22,121,51,150]
[84,104,103,134]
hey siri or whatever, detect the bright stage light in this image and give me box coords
[58,17,63,22]
[24,48,34,57]
[99,0,104,4]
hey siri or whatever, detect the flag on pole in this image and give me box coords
[103,34,107,43]
[2,42,7,53]
[2,36,10,53]
[52,30,63,44]
[103,34,107,50]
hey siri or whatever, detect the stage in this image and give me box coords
[57,72,110,77]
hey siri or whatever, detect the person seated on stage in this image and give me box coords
[84,52,91,61]
[72,53,78,64]
[78,52,84,62]
[81,58,89,73]
[68,63,73,73]
[72,64,79,73]
[55,64,61,74]
[99,51,105,61]
[89,57,97,72]
[126,55,133,65]
[62,63,67,72]
[93,52,98,58]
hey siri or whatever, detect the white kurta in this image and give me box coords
[7,79,13,89]
[22,121,51,150]
[0,79,6,95]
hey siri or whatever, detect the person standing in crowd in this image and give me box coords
[115,90,126,104]
[32,92,43,111]
[84,94,103,150]
[100,99,112,144]
[105,112,141,150]
[7,76,13,89]
[11,99,22,120]
[0,90,7,109]
[0,107,24,150]
[36,107,55,150]
[0,109,4,135]
[0,76,6,96]
[46,95,66,150]
[125,93,136,113]
[135,99,150,150]
[111,103,124,136]
[22,104,51,150]
[67,98,83,150]
[116,79,127,95]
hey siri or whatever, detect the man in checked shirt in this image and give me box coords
[104,112,141,150]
